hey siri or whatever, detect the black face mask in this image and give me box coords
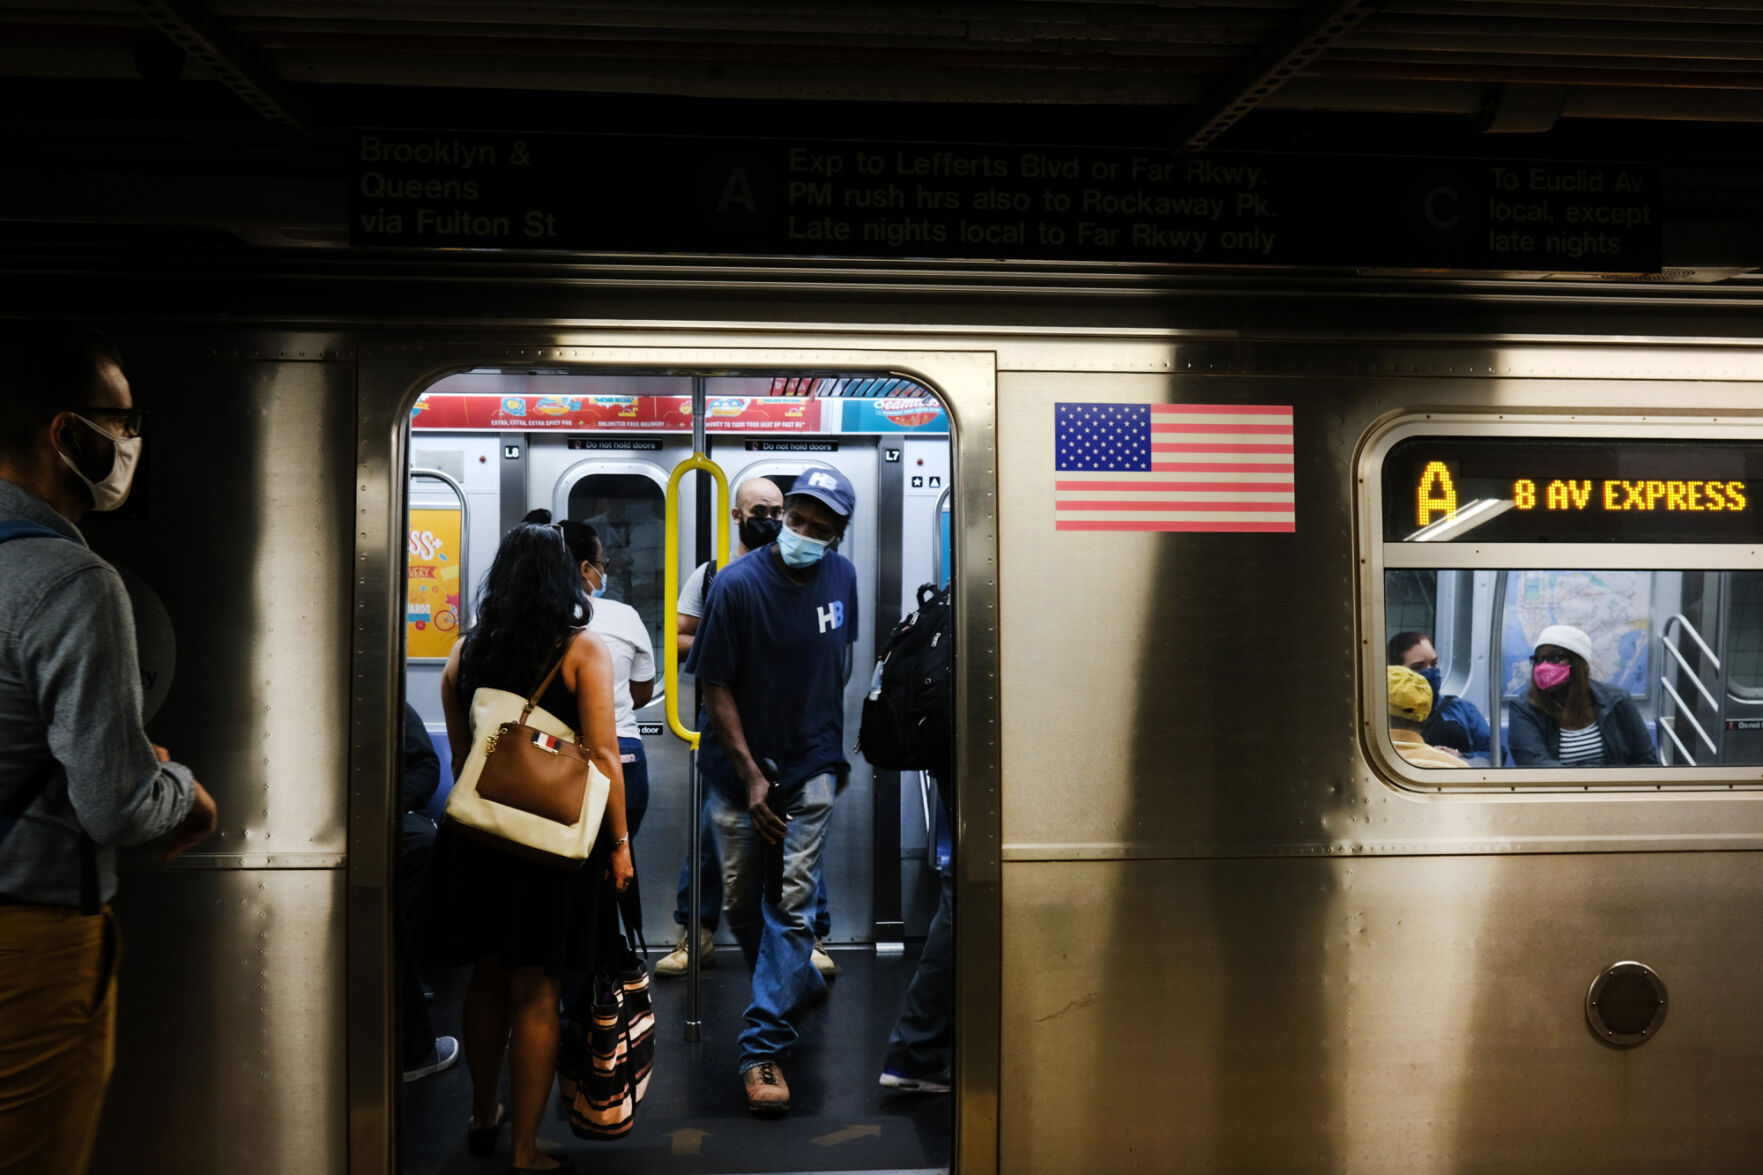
[739,515,782,549]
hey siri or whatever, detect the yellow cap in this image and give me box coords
[1387,664,1434,722]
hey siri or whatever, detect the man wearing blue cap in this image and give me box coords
[684,465,860,1115]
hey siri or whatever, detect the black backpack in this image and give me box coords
[858,583,952,775]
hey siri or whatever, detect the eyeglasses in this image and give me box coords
[74,407,147,438]
[1531,651,1573,665]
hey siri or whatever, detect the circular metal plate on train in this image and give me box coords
[1586,961,1667,1047]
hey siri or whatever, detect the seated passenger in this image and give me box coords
[1387,665,1467,769]
[1508,624,1658,768]
[1387,631,1490,756]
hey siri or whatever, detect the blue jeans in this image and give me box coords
[710,773,836,1070]
[675,786,832,939]
[619,737,649,840]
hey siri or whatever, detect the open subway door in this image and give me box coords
[393,357,973,1175]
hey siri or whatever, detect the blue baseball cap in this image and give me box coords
[791,465,855,518]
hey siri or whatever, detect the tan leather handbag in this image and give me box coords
[445,641,610,867]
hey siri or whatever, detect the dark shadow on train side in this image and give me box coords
[394,372,955,1175]
[87,348,357,1172]
[1089,387,1344,1173]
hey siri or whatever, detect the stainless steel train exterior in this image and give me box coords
[17,259,1763,1174]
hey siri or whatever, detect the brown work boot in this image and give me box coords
[742,1061,790,1116]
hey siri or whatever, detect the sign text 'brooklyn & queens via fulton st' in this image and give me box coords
[351,132,1661,274]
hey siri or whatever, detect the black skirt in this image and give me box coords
[423,818,614,977]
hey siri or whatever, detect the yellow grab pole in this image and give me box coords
[663,452,730,748]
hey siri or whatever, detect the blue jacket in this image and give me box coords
[0,481,195,906]
[1425,694,1491,754]
[1508,681,1659,767]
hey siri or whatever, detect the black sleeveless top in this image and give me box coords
[423,630,612,977]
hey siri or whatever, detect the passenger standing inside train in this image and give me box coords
[546,512,655,837]
[1387,631,1491,758]
[1386,665,1468,769]
[685,466,860,1115]
[398,701,458,1082]
[0,322,219,1175]
[1509,624,1659,768]
[662,475,839,979]
[424,522,634,1174]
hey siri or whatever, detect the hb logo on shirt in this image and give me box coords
[817,601,845,633]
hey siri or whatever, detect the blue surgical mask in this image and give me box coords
[1419,665,1443,704]
[588,566,607,598]
[777,524,829,568]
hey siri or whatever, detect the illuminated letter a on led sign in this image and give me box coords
[1417,461,1458,527]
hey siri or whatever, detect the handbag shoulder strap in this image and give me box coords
[519,628,587,736]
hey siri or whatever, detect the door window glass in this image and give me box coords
[568,473,666,652]
[1729,572,1763,697]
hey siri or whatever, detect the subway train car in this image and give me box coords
[12,256,1763,1175]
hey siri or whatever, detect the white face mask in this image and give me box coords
[58,414,142,512]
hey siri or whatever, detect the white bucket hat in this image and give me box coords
[1534,623,1594,666]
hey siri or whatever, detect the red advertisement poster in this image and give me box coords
[410,393,827,432]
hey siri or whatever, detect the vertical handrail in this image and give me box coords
[1659,677,1717,757]
[662,452,730,747]
[931,483,953,589]
[1488,570,1508,768]
[1659,613,1723,765]
[667,376,729,1044]
[1658,711,1697,765]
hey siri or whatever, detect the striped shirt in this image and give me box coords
[1558,724,1605,766]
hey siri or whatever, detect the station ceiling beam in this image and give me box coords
[1172,0,1379,152]
[130,0,313,138]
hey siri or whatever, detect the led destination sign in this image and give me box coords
[1383,437,1763,543]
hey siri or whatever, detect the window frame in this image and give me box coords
[1358,412,1763,793]
[552,457,672,652]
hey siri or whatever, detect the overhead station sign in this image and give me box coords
[352,131,1660,272]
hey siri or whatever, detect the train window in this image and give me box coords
[1727,573,1763,698]
[1362,416,1763,787]
[567,472,667,652]
[1384,570,1437,640]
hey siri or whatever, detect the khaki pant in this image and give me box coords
[0,905,118,1175]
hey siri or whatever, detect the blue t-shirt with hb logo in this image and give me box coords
[685,543,859,798]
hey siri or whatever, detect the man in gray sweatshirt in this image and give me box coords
[0,322,218,1175]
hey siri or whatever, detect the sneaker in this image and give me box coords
[402,1035,460,1083]
[655,925,716,977]
[810,939,840,976]
[742,1060,790,1115]
[879,1068,950,1094]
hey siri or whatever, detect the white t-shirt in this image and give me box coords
[677,560,711,618]
[587,596,655,740]
[677,552,754,618]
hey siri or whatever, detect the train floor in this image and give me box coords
[400,944,952,1175]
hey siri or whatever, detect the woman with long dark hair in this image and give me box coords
[1508,623,1658,767]
[426,522,634,1174]
[529,510,655,839]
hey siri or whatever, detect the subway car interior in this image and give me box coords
[9,3,1763,1175]
[401,373,956,1173]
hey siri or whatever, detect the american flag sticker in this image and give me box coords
[1054,402,1295,533]
[530,731,562,754]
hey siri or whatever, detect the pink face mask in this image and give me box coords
[1533,661,1572,690]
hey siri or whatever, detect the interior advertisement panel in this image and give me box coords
[407,507,463,658]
